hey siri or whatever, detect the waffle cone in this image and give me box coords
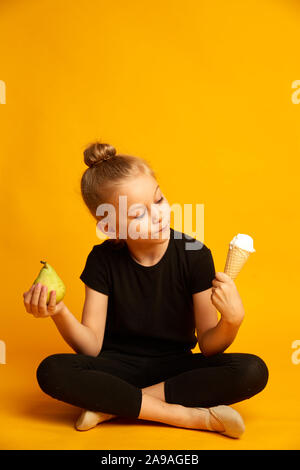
[224,245,251,280]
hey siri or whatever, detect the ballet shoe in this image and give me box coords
[75,409,115,431]
[195,405,245,439]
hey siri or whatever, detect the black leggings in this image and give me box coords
[36,349,269,419]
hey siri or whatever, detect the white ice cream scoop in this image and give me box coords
[229,234,255,253]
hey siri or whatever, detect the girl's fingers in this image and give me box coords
[47,290,56,315]
[212,286,221,297]
[212,279,222,287]
[24,284,57,318]
[31,283,42,315]
[215,271,227,280]
[38,285,48,316]
[23,284,36,314]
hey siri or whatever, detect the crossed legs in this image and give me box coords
[76,380,224,432]
[36,351,269,433]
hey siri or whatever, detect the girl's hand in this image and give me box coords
[23,283,65,318]
[211,272,245,325]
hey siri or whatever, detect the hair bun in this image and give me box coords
[84,142,117,168]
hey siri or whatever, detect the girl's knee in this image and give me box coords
[239,354,269,395]
[36,353,72,393]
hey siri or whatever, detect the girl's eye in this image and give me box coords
[135,197,164,219]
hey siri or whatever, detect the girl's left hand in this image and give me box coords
[211,272,245,325]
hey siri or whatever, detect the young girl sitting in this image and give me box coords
[24,142,268,438]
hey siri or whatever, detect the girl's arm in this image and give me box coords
[50,306,101,357]
[23,283,108,357]
[193,272,245,356]
[198,315,243,357]
[51,286,108,357]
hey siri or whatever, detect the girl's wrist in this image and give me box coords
[51,302,68,319]
[220,312,244,328]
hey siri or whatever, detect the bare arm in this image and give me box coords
[193,273,245,357]
[50,306,100,357]
[23,282,108,357]
[198,315,242,357]
[51,284,108,356]
[193,287,221,356]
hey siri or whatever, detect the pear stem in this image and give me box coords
[40,260,47,267]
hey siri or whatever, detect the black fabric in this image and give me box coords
[79,227,216,357]
[36,350,269,419]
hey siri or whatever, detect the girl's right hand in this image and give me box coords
[23,283,65,318]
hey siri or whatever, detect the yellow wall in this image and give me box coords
[0,0,300,449]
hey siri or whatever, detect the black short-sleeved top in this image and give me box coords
[79,227,216,357]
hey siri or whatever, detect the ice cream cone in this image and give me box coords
[224,234,255,280]
[224,246,251,280]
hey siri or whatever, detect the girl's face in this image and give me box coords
[98,174,171,243]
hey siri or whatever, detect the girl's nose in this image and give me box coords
[152,208,163,224]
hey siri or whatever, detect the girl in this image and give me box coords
[23,142,268,439]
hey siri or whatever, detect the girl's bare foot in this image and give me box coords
[75,409,117,431]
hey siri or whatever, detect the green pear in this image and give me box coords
[33,261,66,304]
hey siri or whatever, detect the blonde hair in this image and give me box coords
[81,141,156,247]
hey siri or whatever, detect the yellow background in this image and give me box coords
[0,0,299,450]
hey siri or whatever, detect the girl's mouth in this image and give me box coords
[158,221,170,233]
